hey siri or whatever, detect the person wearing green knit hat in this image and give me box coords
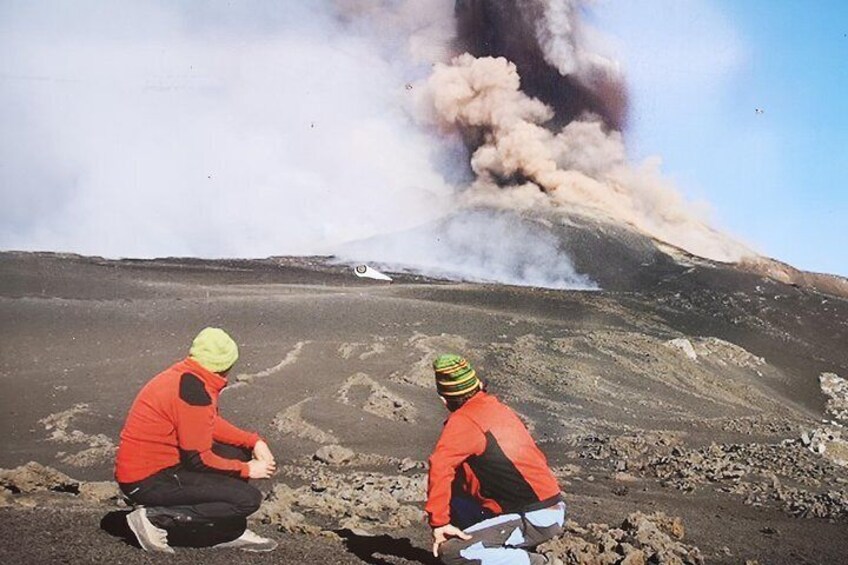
[115,327,277,554]
[426,354,565,565]
[189,327,240,373]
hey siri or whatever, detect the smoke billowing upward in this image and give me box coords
[454,0,628,131]
[1,1,752,289]
[403,0,751,266]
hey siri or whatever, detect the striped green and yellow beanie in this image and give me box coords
[433,354,480,397]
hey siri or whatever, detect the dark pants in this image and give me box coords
[450,496,495,530]
[439,501,566,565]
[119,444,262,546]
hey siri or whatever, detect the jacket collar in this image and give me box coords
[463,390,489,409]
[445,390,489,422]
[182,357,228,393]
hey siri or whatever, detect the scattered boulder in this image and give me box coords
[667,338,698,361]
[78,481,121,503]
[0,462,79,494]
[254,484,318,535]
[314,445,355,466]
[801,427,848,466]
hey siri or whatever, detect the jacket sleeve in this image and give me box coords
[175,374,249,478]
[425,413,486,527]
[213,416,260,449]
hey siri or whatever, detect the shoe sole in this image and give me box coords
[126,510,174,554]
[240,542,278,552]
[215,540,278,552]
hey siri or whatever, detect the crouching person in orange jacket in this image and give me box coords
[427,354,565,565]
[115,327,277,553]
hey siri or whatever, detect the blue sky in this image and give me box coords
[593,0,848,276]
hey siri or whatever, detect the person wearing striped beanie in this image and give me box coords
[433,353,483,407]
[427,354,565,565]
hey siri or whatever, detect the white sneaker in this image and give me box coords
[126,507,174,554]
[214,529,278,552]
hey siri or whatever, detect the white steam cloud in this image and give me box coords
[1,0,751,289]
[1,1,457,257]
[341,209,596,290]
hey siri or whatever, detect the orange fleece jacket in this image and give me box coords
[115,357,259,483]
[426,392,561,527]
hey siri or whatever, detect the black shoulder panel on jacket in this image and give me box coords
[179,373,211,406]
[468,430,539,513]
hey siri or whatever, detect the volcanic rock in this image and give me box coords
[0,462,80,494]
[314,445,356,465]
[78,481,121,503]
[539,512,702,565]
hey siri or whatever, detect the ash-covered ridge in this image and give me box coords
[1,250,847,563]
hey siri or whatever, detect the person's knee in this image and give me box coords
[233,485,263,517]
[542,520,564,541]
[439,538,471,565]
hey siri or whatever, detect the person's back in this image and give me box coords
[116,365,180,484]
[116,357,253,484]
[426,354,565,565]
[115,328,276,554]
[428,391,561,521]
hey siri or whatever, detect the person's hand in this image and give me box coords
[432,524,471,557]
[247,458,276,479]
[253,439,275,464]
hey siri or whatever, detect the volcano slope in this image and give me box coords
[1,245,847,564]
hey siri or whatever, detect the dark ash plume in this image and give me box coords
[414,1,751,263]
[454,0,628,131]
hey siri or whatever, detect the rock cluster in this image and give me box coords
[718,415,798,437]
[570,431,683,471]
[728,478,848,520]
[820,372,848,423]
[0,461,121,506]
[0,461,80,494]
[648,442,848,520]
[538,512,703,565]
[257,467,426,535]
[801,427,848,466]
[798,372,848,468]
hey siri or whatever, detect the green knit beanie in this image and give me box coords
[433,354,480,397]
[189,327,239,373]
